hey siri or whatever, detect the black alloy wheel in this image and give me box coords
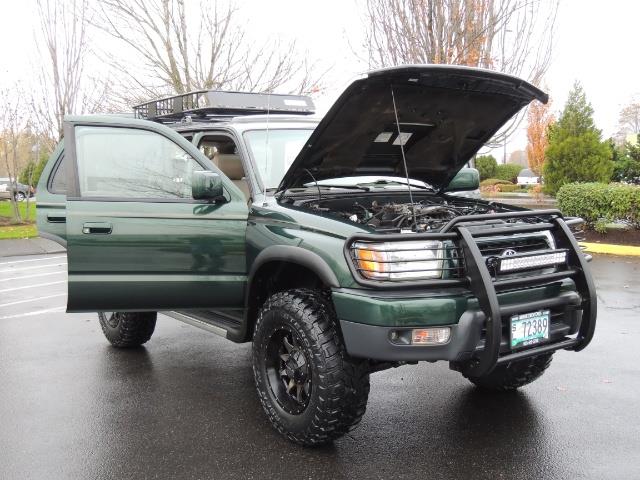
[252,289,370,446]
[264,328,312,414]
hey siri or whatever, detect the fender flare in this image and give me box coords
[239,245,340,342]
[247,245,340,289]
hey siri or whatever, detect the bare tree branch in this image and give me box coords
[0,86,29,222]
[91,0,326,108]
[359,0,558,149]
[618,98,640,138]
[30,0,108,147]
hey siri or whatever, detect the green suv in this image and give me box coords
[37,66,596,446]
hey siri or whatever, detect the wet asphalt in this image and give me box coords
[0,254,639,479]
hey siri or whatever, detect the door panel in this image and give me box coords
[36,143,67,245]
[66,200,247,311]
[64,118,248,312]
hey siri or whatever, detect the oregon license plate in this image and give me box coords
[510,310,550,349]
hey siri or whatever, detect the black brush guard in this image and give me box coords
[344,209,597,376]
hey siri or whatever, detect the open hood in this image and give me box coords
[278,65,547,192]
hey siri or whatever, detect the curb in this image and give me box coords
[580,242,640,257]
[0,238,66,258]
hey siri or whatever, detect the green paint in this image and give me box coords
[36,115,581,329]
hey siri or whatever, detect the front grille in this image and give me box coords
[446,235,555,279]
[476,235,551,257]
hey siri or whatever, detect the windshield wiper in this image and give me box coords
[357,179,433,190]
[312,184,371,192]
[275,184,371,199]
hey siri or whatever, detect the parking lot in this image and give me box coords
[1,253,639,479]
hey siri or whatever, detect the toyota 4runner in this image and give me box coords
[37,65,596,446]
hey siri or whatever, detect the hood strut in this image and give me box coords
[390,84,418,229]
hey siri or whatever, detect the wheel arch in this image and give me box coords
[243,245,340,341]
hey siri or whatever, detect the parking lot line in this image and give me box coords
[0,306,65,320]
[0,255,67,266]
[0,263,67,273]
[1,271,67,282]
[0,281,66,294]
[0,293,66,308]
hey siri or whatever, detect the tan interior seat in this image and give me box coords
[213,153,250,200]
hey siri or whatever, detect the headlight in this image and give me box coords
[352,240,444,280]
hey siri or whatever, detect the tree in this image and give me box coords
[475,154,497,180]
[93,0,324,107]
[19,151,49,187]
[526,98,554,175]
[543,82,613,194]
[618,99,640,136]
[627,135,640,162]
[607,137,623,163]
[359,0,558,147]
[549,82,596,139]
[494,163,522,183]
[0,87,29,222]
[612,135,640,184]
[508,149,528,167]
[31,0,108,146]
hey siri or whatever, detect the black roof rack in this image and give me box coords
[133,90,315,124]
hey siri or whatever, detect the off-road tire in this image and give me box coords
[98,312,157,348]
[464,353,553,391]
[252,289,370,446]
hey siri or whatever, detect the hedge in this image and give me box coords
[480,178,513,187]
[556,182,640,232]
[475,155,498,180]
[494,163,523,183]
[497,184,524,193]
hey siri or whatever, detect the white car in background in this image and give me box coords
[517,168,540,185]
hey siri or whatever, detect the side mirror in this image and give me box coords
[444,168,480,192]
[192,171,224,201]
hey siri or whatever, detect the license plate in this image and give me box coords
[510,310,550,350]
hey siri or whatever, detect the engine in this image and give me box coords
[300,195,500,233]
[346,201,473,232]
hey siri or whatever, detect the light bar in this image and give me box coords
[499,251,567,272]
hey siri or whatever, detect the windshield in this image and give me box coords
[244,129,313,190]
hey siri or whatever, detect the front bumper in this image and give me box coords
[338,212,597,375]
[337,289,583,362]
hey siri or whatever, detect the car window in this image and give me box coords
[50,155,67,194]
[74,126,203,199]
[244,129,313,189]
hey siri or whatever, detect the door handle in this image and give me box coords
[82,222,112,234]
[47,213,66,223]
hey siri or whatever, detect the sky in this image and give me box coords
[245,0,640,156]
[1,0,639,158]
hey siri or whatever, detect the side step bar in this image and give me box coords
[162,311,229,338]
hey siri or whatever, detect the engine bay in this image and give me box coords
[293,194,516,233]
